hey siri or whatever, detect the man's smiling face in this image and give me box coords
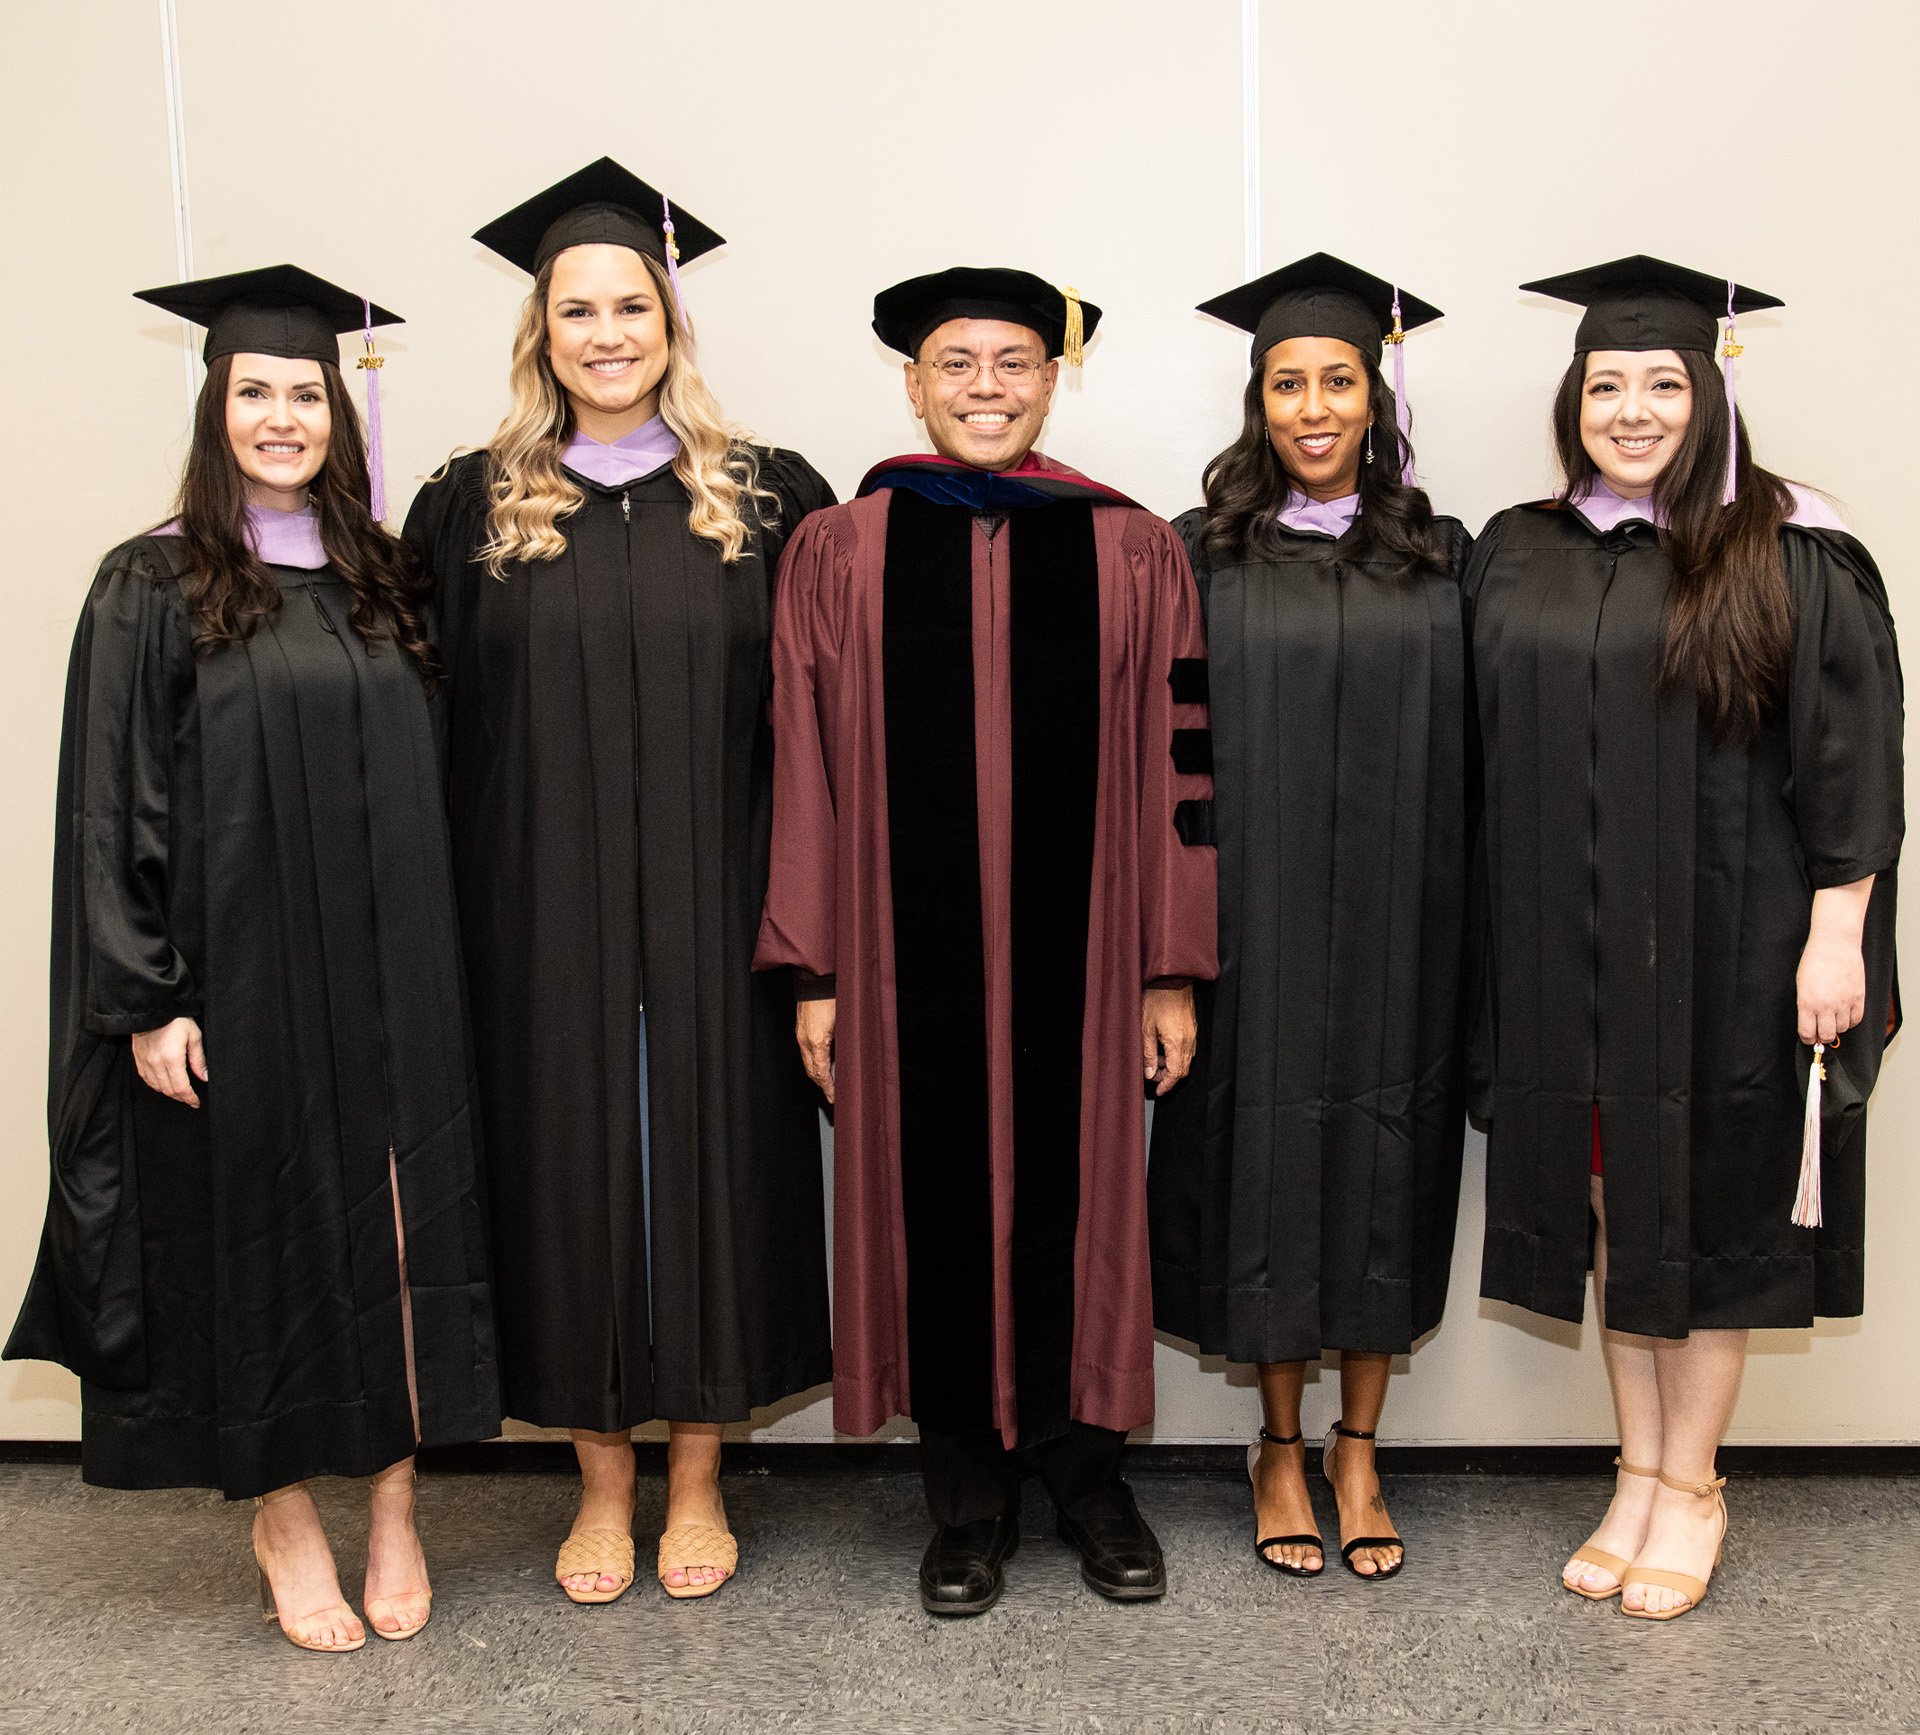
[904,318,1058,472]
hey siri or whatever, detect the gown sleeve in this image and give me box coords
[71,548,201,1035]
[402,452,491,761]
[1135,515,1219,986]
[752,446,839,578]
[6,543,195,1386]
[1170,506,1213,616]
[1784,528,1905,887]
[754,511,848,986]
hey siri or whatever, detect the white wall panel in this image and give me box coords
[2,0,1913,1444]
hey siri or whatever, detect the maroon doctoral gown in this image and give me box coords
[755,451,1218,1450]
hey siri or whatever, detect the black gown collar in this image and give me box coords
[1518,498,1663,545]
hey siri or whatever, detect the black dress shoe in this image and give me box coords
[1055,1479,1166,1601]
[919,1516,1019,1616]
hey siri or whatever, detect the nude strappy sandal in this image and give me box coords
[657,1522,738,1600]
[1563,1456,1658,1600]
[1322,1421,1404,1580]
[253,1484,367,1654]
[364,1467,432,1641]
[1620,1471,1728,1622]
[1247,1428,1324,1577]
[556,1525,636,1605]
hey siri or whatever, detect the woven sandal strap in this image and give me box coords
[1656,1470,1727,1498]
[556,1527,636,1579]
[1613,1456,1659,1479]
[657,1522,739,1575]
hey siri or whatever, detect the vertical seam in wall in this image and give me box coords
[157,0,196,423]
[1242,0,1261,278]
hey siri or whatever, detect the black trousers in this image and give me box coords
[920,1422,1126,1527]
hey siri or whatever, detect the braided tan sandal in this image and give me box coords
[1620,1471,1728,1622]
[657,1522,738,1600]
[1563,1456,1659,1600]
[253,1484,366,1653]
[556,1526,636,1605]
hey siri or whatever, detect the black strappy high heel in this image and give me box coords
[1246,1428,1325,1577]
[1322,1421,1405,1581]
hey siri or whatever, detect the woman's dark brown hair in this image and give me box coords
[1198,346,1452,577]
[169,353,439,685]
[1552,348,1792,742]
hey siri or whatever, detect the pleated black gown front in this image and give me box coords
[404,448,834,1429]
[1150,511,1474,1364]
[1469,504,1903,1336]
[5,535,500,1498]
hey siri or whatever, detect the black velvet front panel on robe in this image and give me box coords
[405,449,834,1429]
[1469,507,1903,1336]
[884,487,995,1432]
[5,537,499,1498]
[881,491,1103,1445]
[1149,513,1474,1363]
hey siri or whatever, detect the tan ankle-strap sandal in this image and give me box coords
[657,1522,739,1600]
[364,1467,432,1641]
[1620,1471,1729,1622]
[253,1483,367,1654]
[556,1525,636,1605]
[1563,1456,1659,1601]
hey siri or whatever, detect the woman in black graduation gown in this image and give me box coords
[405,160,832,1604]
[1149,256,1471,1581]
[5,268,500,1653]
[1471,257,1902,1620]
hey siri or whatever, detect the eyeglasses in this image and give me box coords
[922,355,1049,384]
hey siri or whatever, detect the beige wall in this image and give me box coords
[2,0,1913,1444]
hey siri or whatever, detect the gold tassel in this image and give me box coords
[1061,285,1085,369]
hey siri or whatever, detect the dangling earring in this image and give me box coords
[1365,423,1375,466]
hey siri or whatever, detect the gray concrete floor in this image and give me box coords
[0,1461,1913,1733]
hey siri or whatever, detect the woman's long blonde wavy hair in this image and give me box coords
[482,250,774,574]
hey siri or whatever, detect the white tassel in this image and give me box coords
[1792,1042,1825,1229]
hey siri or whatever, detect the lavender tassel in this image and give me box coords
[358,295,387,523]
[1721,279,1741,507]
[661,195,687,330]
[1389,288,1415,486]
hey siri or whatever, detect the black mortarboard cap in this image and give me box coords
[133,264,399,366]
[872,267,1103,363]
[1519,255,1783,353]
[472,157,725,278]
[1197,252,1443,365]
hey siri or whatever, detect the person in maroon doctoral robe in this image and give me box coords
[755,267,1218,1616]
